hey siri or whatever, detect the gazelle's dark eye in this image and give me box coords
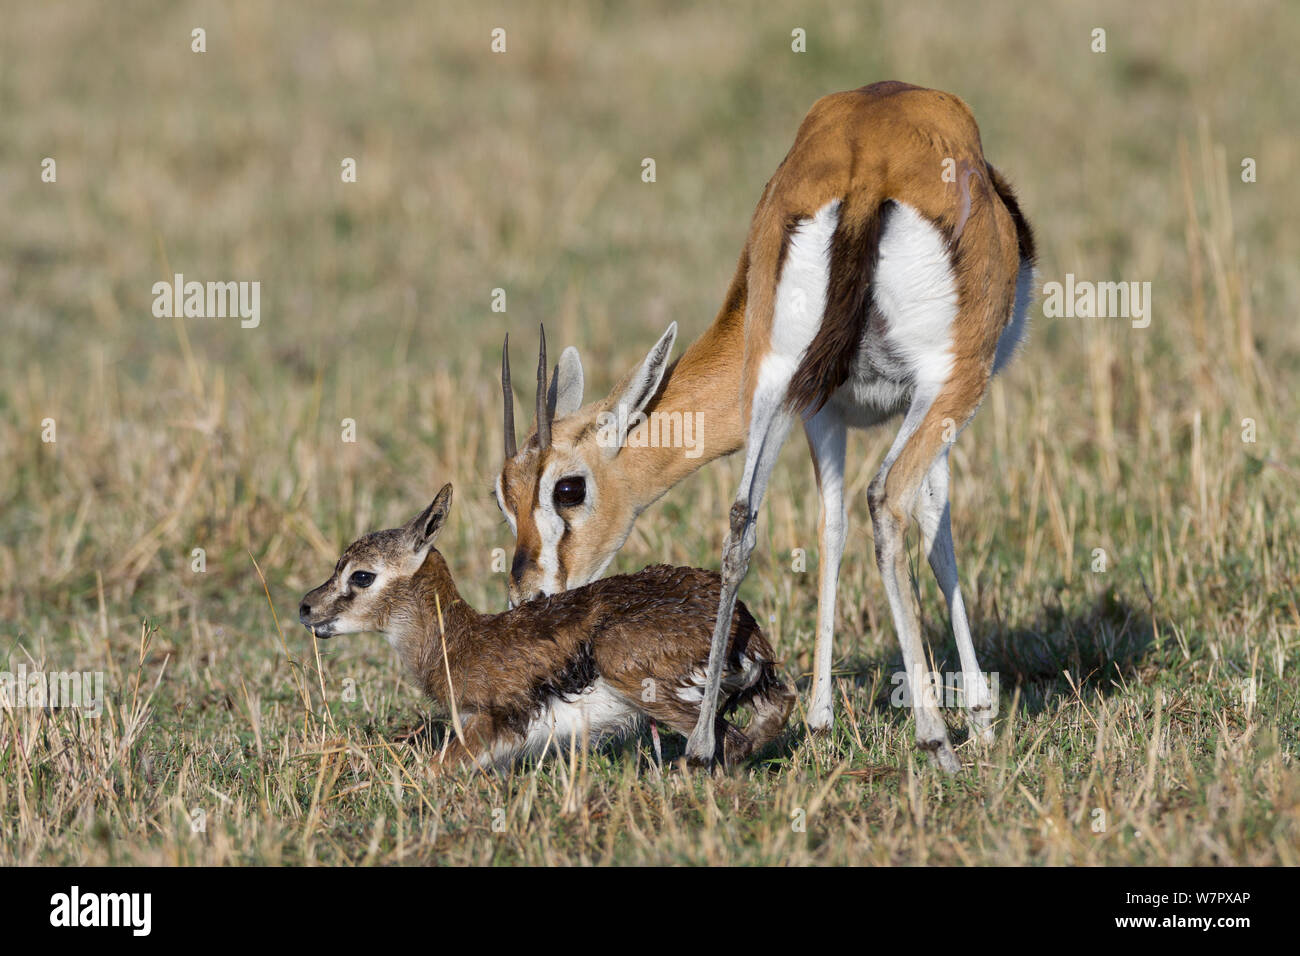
[349,570,376,588]
[553,476,586,508]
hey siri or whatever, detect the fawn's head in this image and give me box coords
[299,484,453,639]
[494,324,677,606]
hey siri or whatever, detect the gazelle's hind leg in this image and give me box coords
[868,394,963,772]
[804,404,848,733]
[915,449,996,744]
[864,180,1022,771]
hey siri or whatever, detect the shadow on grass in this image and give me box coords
[818,587,1156,743]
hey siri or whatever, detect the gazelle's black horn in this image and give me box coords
[501,334,517,459]
[536,324,551,450]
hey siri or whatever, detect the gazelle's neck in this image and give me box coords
[389,551,478,702]
[625,255,749,510]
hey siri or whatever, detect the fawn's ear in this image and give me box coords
[406,483,453,551]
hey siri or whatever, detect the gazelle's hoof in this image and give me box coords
[968,703,996,747]
[684,732,716,769]
[805,704,834,735]
[919,738,961,773]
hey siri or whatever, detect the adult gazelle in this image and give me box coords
[495,83,1035,771]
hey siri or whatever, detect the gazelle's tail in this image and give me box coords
[783,188,890,417]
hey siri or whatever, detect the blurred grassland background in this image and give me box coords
[1,0,1297,865]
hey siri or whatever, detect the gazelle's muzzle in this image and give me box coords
[506,553,545,607]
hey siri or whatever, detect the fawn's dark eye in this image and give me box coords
[553,476,586,508]
[349,570,376,588]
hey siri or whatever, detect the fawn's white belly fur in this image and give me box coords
[502,679,642,761]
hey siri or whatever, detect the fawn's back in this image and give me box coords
[470,565,777,720]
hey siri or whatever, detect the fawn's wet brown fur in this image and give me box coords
[300,484,794,771]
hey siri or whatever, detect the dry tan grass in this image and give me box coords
[1,0,1297,864]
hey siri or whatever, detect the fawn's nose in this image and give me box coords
[298,601,312,623]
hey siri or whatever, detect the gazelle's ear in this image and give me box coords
[405,483,453,551]
[602,323,677,454]
[548,346,584,419]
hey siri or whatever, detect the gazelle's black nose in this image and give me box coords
[298,602,311,623]
[510,551,531,585]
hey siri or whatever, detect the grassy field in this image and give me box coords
[2,0,1298,865]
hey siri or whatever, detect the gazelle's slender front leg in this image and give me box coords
[914,450,995,744]
[685,371,796,766]
[868,395,960,772]
[804,404,847,733]
[685,199,844,765]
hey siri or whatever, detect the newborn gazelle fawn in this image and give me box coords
[298,484,794,771]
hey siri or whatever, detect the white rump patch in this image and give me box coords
[770,199,842,374]
[872,202,960,390]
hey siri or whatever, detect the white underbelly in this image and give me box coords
[828,369,914,429]
[520,679,642,756]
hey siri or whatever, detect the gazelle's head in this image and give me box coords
[494,324,677,606]
[299,484,453,639]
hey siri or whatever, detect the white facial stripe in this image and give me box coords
[314,559,399,643]
[534,467,566,595]
[340,560,395,594]
[495,473,517,535]
[534,506,564,594]
[534,460,598,594]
